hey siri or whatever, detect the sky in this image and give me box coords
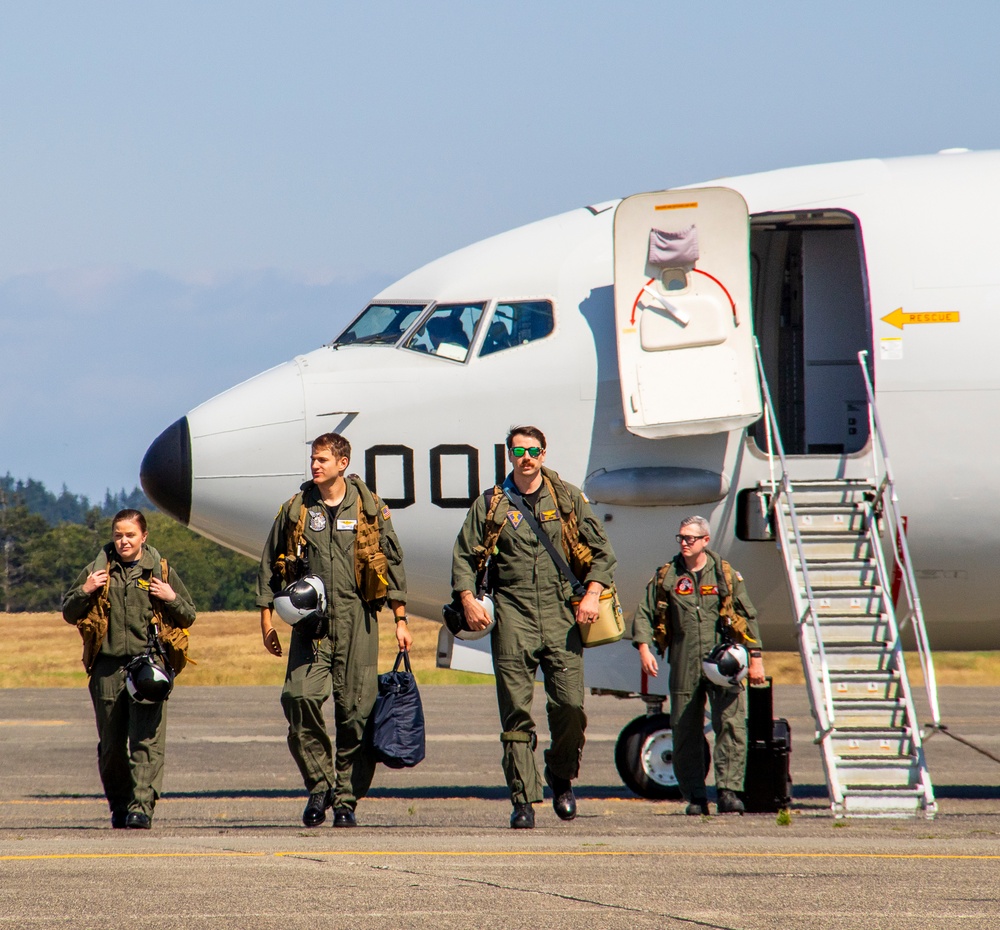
[1,1,998,501]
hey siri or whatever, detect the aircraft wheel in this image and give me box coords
[614,713,710,800]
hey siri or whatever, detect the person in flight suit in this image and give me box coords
[62,509,196,829]
[452,426,617,829]
[257,432,411,828]
[631,516,765,814]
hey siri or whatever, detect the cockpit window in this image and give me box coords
[334,303,427,346]
[479,300,555,356]
[402,302,487,362]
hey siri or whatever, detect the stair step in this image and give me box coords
[835,757,923,788]
[829,673,901,700]
[782,508,867,534]
[796,535,875,560]
[812,591,886,616]
[831,699,908,728]
[808,615,892,645]
[793,560,878,587]
[809,645,896,672]
[829,729,913,758]
[839,789,930,816]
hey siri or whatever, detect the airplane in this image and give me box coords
[140,148,1000,807]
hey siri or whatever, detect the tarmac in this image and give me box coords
[2,683,999,929]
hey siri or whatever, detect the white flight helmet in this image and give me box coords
[443,593,496,641]
[274,575,327,627]
[125,653,174,704]
[702,642,750,688]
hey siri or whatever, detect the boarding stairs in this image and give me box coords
[755,347,940,818]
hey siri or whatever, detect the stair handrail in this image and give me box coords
[754,340,836,730]
[857,350,941,727]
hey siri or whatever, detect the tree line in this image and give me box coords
[0,475,257,613]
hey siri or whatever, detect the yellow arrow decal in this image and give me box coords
[881,307,960,330]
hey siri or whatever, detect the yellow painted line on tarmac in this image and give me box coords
[0,720,69,726]
[2,852,264,862]
[5,849,1000,863]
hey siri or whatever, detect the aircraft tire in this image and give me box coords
[614,713,710,801]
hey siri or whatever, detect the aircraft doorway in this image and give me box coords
[750,211,872,455]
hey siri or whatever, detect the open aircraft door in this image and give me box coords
[614,188,762,439]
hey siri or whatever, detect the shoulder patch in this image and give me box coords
[381,504,391,520]
[675,577,694,596]
[735,570,744,582]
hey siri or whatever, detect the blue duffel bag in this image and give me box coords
[370,650,425,768]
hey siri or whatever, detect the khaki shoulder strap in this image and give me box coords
[349,476,384,591]
[275,492,307,584]
[475,485,507,572]
[716,556,757,645]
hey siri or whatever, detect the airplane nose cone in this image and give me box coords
[141,417,192,525]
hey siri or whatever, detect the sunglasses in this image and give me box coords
[676,534,707,545]
[511,446,544,458]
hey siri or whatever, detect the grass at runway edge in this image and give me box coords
[3,611,998,688]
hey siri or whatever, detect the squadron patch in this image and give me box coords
[675,577,694,596]
[540,509,559,522]
[506,510,524,530]
[701,585,719,596]
[381,504,391,520]
[308,510,327,532]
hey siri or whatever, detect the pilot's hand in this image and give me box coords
[263,626,283,657]
[461,592,492,631]
[83,569,108,595]
[574,588,600,625]
[748,654,765,686]
[149,576,177,603]
[638,643,658,678]
[260,608,282,657]
[395,619,413,651]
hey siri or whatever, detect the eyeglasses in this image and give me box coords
[676,534,707,545]
[511,446,544,458]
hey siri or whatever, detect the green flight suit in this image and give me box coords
[630,551,761,801]
[63,543,196,819]
[256,478,406,811]
[452,469,616,805]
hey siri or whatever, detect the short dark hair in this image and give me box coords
[506,425,546,450]
[112,509,147,533]
[311,432,351,461]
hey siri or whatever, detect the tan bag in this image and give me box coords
[574,585,625,648]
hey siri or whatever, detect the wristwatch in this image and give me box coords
[395,615,409,624]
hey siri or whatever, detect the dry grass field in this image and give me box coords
[2,612,998,689]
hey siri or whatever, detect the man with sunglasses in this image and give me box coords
[451,426,617,829]
[630,515,764,815]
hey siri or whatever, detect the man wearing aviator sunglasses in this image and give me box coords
[451,425,617,830]
[629,515,764,816]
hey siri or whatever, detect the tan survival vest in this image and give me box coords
[652,551,756,656]
[77,552,194,676]
[274,475,390,603]
[474,467,593,580]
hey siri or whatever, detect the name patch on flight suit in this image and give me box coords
[506,510,524,529]
[701,585,719,596]
[675,577,694,596]
[308,510,327,532]
[135,577,151,591]
[336,519,358,531]
[540,509,559,522]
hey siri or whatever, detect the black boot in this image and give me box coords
[545,768,577,821]
[510,803,535,829]
[302,788,332,827]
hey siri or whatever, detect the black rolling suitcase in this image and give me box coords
[742,677,792,812]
